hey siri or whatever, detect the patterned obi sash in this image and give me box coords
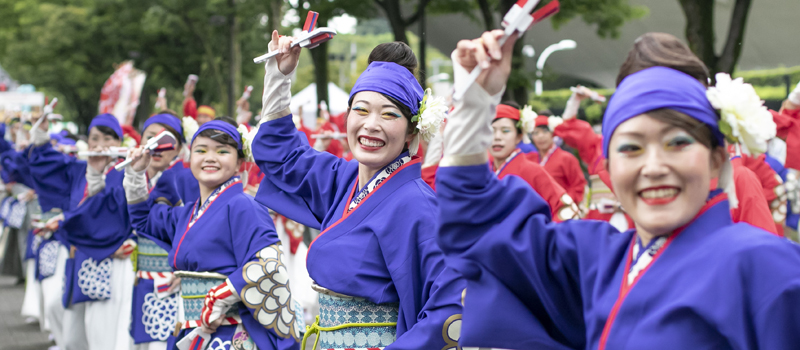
[303,282,399,350]
[587,174,622,214]
[174,271,241,329]
[135,237,172,279]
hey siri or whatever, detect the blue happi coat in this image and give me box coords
[130,160,199,345]
[252,114,465,349]
[28,143,131,306]
[436,162,800,350]
[128,177,300,350]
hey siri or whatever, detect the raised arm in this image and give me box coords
[123,147,181,245]
[252,31,355,228]
[434,31,610,349]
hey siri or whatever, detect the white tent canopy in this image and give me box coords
[290,82,350,129]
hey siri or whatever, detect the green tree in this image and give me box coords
[0,0,288,127]
[678,0,752,76]
[289,0,375,111]
[475,0,646,105]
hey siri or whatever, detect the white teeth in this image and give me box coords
[640,188,678,199]
[359,137,385,147]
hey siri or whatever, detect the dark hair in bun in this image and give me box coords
[368,42,418,75]
[616,32,710,87]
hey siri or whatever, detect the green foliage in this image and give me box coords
[549,0,648,39]
[734,66,800,88]
[291,31,450,95]
[528,72,795,126]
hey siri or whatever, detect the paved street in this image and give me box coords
[0,276,51,350]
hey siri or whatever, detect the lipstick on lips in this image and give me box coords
[638,186,680,206]
[358,135,385,151]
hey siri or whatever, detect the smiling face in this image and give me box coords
[142,123,181,172]
[346,91,414,172]
[490,118,522,162]
[87,127,121,150]
[607,114,725,237]
[190,136,242,191]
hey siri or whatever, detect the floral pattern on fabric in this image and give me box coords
[208,338,232,350]
[38,240,60,278]
[349,155,411,212]
[78,257,112,300]
[142,292,179,341]
[627,236,667,285]
[240,243,300,340]
[6,200,27,228]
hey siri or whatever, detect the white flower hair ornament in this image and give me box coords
[706,73,777,156]
[238,124,259,162]
[410,88,448,156]
[548,116,564,132]
[182,117,199,143]
[519,105,537,134]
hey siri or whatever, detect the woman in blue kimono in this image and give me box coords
[27,112,135,350]
[130,112,200,350]
[435,30,800,349]
[252,32,464,350]
[124,118,301,350]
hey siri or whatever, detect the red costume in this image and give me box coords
[182,97,197,119]
[741,153,787,235]
[529,115,587,204]
[772,106,800,171]
[492,150,580,221]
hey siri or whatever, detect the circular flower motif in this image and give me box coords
[240,244,299,341]
[412,88,448,142]
[142,292,178,341]
[78,257,112,300]
[706,73,776,155]
[441,314,462,350]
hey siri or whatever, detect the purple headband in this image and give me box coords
[88,113,123,139]
[349,61,424,116]
[58,137,76,146]
[602,66,723,157]
[191,120,241,149]
[144,114,184,142]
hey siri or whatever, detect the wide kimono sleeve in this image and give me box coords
[554,118,604,175]
[128,199,181,246]
[737,237,800,349]
[436,163,610,349]
[1,149,35,188]
[252,57,357,229]
[61,184,132,260]
[252,112,355,229]
[224,196,301,349]
[521,162,579,222]
[372,185,465,350]
[28,143,87,211]
[559,150,588,204]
